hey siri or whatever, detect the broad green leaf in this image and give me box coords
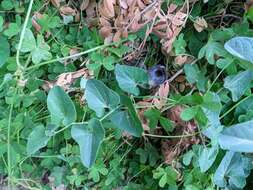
[184,64,207,92]
[224,71,253,101]
[110,110,143,137]
[47,86,76,126]
[224,37,253,63]
[180,106,199,121]
[71,119,105,168]
[198,145,219,172]
[20,29,36,53]
[0,36,10,67]
[214,151,252,189]
[119,94,143,133]
[218,119,253,152]
[26,125,50,155]
[115,64,149,95]
[85,79,120,117]
[198,41,227,64]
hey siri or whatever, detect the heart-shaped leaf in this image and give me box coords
[71,119,105,168]
[110,110,143,137]
[225,37,253,63]
[47,86,76,126]
[115,64,149,96]
[85,79,120,117]
[198,145,219,172]
[26,125,50,155]
[224,71,253,101]
[218,119,253,152]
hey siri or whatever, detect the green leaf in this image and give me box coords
[198,145,219,172]
[224,71,253,101]
[173,33,186,55]
[153,166,177,188]
[110,110,143,137]
[180,106,199,121]
[214,151,252,189]
[224,37,253,63]
[47,86,76,126]
[20,29,36,53]
[1,0,14,10]
[71,119,105,168]
[0,16,3,32]
[20,30,52,64]
[3,23,20,38]
[119,94,143,133]
[32,35,52,64]
[184,64,207,92]
[88,161,108,182]
[218,119,253,152]
[0,36,10,67]
[144,109,160,129]
[26,125,50,155]
[183,150,194,166]
[198,41,227,64]
[85,79,120,117]
[115,64,149,95]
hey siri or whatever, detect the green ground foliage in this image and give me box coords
[1,0,253,189]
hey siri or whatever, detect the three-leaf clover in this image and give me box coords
[20,29,52,64]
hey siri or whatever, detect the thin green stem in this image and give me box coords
[143,132,198,138]
[25,39,127,71]
[53,106,121,135]
[7,103,14,189]
[207,62,231,93]
[16,0,34,71]
[220,94,253,119]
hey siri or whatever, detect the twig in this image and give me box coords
[167,58,198,83]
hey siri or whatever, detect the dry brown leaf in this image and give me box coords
[100,17,111,27]
[120,0,128,9]
[43,69,90,91]
[32,12,43,32]
[51,0,60,8]
[152,81,170,110]
[86,1,97,17]
[194,17,208,32]
[103,0,116,18]
[100,26,112,38]
[60,6,76,16]
[113,30,122,42]
[175,75,185,83]
[137,0,146,9]
[175,55,188,66]
[81,0,90,11]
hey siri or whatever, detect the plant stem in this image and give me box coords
[143,132,198,138]
[220,94,253,119]
[7,103,14,189]
[25,39,127,71]
[16,0,34,71]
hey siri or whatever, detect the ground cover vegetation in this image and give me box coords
[1,0,253,189]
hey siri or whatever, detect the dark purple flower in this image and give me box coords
[148,64,167,86]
